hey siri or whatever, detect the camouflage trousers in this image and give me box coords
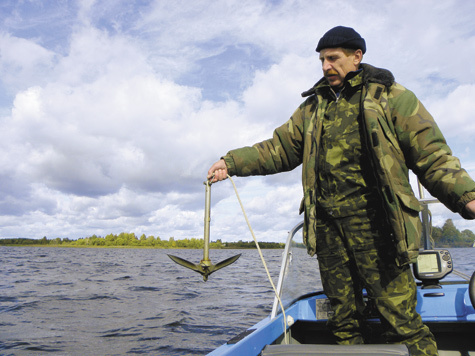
[315,208,438,356]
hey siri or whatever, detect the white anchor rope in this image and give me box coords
[226,175,289,344]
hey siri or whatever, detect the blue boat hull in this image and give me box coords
[208,280,475,355]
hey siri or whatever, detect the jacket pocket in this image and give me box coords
[396,191,421,214]
[396,192,422,263]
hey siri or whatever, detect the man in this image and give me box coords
[207,26,475,356]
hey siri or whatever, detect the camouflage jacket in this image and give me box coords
[223,63,475,265]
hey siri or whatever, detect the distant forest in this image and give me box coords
[0,219,473,249]
[0,233,285,249]
[431,219,475,247]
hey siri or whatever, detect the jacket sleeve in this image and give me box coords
[389,83,475,217]
[222,107,305,177]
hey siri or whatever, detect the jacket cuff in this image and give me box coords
[457,191,475,219]
[221,154,236,176]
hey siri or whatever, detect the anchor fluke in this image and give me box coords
[167,254,202,272]
[212,254,241,271]
[167,253,241,281]
[167,179,241,281]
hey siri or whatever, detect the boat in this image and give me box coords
[206,191,475,356]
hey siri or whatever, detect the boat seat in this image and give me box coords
[260,343,410,356]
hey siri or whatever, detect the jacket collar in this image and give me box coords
[301,63,395,98]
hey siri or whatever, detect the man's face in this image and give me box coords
[319,48,362,88]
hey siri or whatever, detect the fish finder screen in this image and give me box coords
[417,253,440,273]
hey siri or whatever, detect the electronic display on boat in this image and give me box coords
[413,249,453,281]
[418,253,440,273]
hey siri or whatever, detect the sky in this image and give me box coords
[0,0,474,243]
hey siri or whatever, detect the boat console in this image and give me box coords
[413,249,453,288]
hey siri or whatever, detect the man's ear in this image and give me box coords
[354,49,363,65]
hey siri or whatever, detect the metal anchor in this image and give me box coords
[168,179,241,281]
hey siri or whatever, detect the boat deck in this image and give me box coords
[284,319,475,354]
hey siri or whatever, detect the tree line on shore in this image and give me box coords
[0,232,285,249]
[0,219,473,249]
[432,219,475,247]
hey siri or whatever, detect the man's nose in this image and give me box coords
[322,60,331,72]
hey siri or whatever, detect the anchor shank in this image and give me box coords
[203,180,211,263]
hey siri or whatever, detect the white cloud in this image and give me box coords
[0,33,56,95]
[426,84,475,142]
[241,54,318,132]
[0,0,473,240]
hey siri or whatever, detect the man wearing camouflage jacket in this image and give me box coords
[208,26,475,356]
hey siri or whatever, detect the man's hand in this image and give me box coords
[207,159,228,182]
[464,200,475,219]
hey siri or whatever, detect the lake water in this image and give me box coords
[1,246,474,355]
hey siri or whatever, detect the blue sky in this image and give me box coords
[0,0,474,242]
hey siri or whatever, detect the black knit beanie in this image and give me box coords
[316,26,366,54]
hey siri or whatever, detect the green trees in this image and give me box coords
[0,234,284,249]
[431,219,475,247]
[0,219,473,248]
[146,235,156,246]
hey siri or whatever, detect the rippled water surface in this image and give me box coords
[1,246,473,355]
[0,247,285,355]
